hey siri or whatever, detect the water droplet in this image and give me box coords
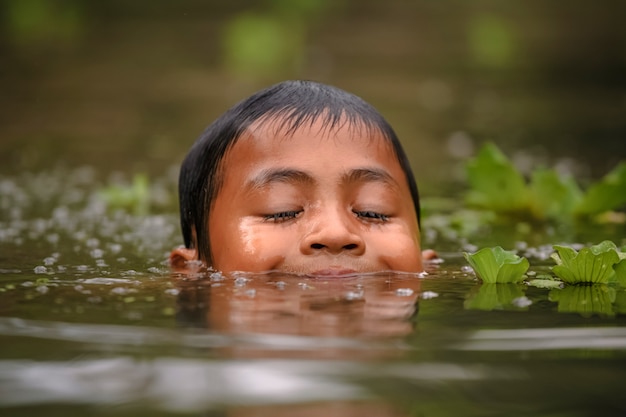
[234,277,249,287]
[36,285,49,294]
[395,288,414,297]
[421,291,439,299]
[512,296,532,308]
[33,265,47,274]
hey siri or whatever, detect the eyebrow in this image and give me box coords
[342,167,399,188]
[245,167,398,192]
[245,168,315,192]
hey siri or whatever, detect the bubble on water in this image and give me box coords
[234,277,249,287]
[395,288,414,297]
[46,233,59,245]
[57,265,67,272]
[107,243,122,254]
[21,281,34,287]
[463,243,479,253]
[121,270,139,276]
[298,282,312,290]
[33,265,47,274]
[90,249,104,259]
[512,296,532,308]
[164,288,179,296]
[82,277,138,285]
[245,289,256,298]
[210,272,224,281]
[117,257,128,263]
[345,290,364,300]
[36,285,49,294]
[95,259,108,267]
[43,257,56,266]
[461,265,474,274]
[421,291,439,300]
[111,287,137,295]
[274,281,286,290]
[86,238,100,248]
[147,267,162,274]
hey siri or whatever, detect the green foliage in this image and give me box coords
[5,0,84,46]
[468,14,517,68]
[465,143,529,212]
[526,277,563,289]
[98,173,150,215]
[464,283,526,311]
[222,13,304,77]
[464,246,529,284]
[573,162,626,215]
[465,143,626,221]
[528,168,583,219]
[551,240,624,284]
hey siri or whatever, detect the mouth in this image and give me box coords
[306,268,359,278]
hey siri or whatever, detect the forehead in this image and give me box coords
[223,115,399,166]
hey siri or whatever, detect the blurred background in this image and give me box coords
[1,0,625,195]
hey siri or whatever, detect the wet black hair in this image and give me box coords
[178,80,420,264]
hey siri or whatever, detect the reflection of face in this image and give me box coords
[208,118,422,274]
[177,273,421,340]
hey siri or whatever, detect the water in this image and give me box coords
[1,167,625,416]
[2,1,626,415]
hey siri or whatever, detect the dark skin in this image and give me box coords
[171,116,438,273]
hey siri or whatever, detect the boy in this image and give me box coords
[171,80,432,275]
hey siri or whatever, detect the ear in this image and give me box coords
[169,246,199,270]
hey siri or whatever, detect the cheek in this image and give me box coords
[211,220,292,273]
[372,230,422,272]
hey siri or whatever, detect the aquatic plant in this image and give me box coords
[465,142,626,221]
[98,173,150,215]
[464,246,529,284]
[551,240,626,285]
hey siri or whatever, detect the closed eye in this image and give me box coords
[354,210,389,222]
[264,210,302,223]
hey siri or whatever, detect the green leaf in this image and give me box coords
[613,259,626,287]
[528,168,583,219]
[527,279,563,289]
[98,173,150,215]
[551,241,621,284]
[464,283,526,311]
[574,162,626,215]
[464,246,529,283]
[465,143,529,212]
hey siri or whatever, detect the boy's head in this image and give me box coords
[172,80,423,274]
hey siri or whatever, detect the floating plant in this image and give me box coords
[465,142,626,221]
[551,240,624,285]
[464,246,529,284]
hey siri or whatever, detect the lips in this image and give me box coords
[306,268,358,277]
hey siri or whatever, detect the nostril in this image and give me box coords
[343,244,358,250]
[311,243,325,250]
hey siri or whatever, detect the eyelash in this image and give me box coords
[264,210,302,222]
[263,210,390,223]
[354,210,389,222]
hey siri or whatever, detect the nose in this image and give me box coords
[300,207,365,255]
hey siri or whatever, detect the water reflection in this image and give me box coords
[549,284,615,317]
[464,283,529,311]
[174,271,422,359]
